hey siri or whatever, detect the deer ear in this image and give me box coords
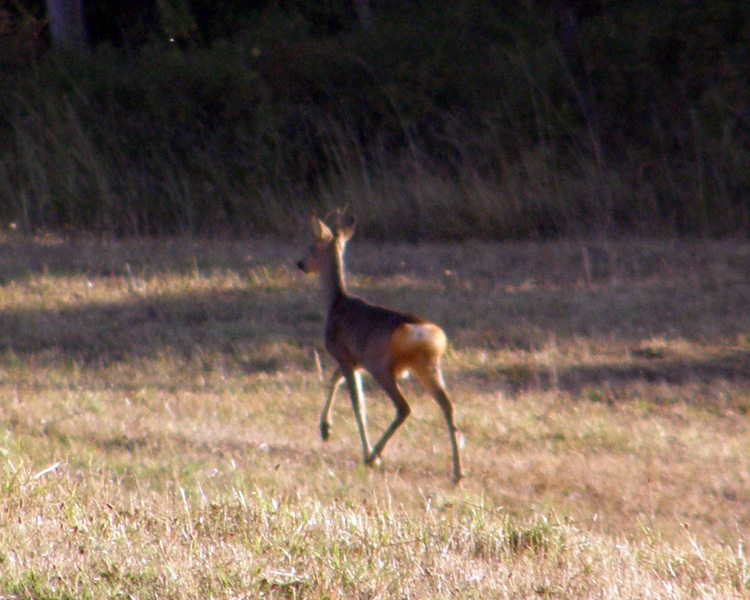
[337,216,356,242]
[311,216,334,241]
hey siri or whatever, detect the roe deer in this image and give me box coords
[297,216,463,484]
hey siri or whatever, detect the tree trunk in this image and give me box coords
[46,0,87,50]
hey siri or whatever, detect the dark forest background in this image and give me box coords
[1,0,748,239]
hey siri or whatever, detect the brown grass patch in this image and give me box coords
[0,235,748,597]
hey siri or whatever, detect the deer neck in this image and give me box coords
[319,248,348,309]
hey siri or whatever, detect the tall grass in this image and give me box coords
[3,62,746,240]
[0,2,748,239]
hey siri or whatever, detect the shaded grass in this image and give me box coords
[0,236,749,597]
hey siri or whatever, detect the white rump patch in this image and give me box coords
[410,325,431,341]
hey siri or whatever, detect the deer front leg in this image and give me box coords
[320,368,344,441]
[342,368,372,463]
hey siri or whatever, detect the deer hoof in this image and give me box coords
[320,421,331,442]
[365,454,383,469]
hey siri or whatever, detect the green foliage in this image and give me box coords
[0,0,748,238]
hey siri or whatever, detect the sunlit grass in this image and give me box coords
[0,236,749,597]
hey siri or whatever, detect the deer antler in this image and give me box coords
[321,206,354,233]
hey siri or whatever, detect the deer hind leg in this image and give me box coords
[366,369,411,467]
[320,368,344,441]
[413,360,464,484]
[341,368,372,463]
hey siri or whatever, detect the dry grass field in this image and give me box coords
[0,234,749,598]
